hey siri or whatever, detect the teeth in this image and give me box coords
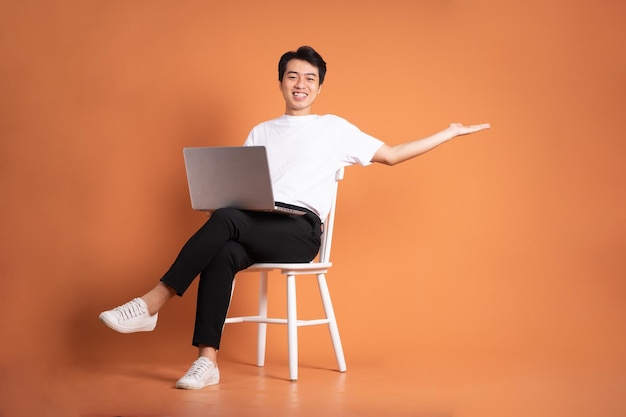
[293,92,307,96]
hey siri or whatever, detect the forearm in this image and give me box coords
[372,128,455,166]
[371,122,490,166]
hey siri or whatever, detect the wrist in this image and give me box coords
[440,127,456,142]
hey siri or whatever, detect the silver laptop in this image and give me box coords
[183,146,306,215]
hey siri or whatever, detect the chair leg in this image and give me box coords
[286,273,298,381]
[317,273,347,372]
[257,271,269,367]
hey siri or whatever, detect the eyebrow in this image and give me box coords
[286,70,318,77]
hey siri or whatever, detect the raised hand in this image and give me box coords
[447,122,491,137]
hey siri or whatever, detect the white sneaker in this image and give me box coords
[175,357,220,389]
[99,297,158,333]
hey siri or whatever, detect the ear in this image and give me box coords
[317,84,323,94]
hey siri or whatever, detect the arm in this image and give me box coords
[371,123,490,166]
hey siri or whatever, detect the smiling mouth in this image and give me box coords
[293,92,308,97]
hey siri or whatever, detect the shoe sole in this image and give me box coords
[175,377,220,390]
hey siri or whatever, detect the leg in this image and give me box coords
[99,209,247,333]
[192,240,254,350]
[161,207,320,296]
[100,208,317,334]
[175,241,253,390]
[190,211,321,349]
[160,208,257,296]
[198,345,218,362]
[101,207,322,387]
[141,282,176,315]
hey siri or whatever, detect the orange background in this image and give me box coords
[1,0,625,412]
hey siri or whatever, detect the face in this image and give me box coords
[279,59,322,116]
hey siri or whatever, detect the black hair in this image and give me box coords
[278,46,327,85]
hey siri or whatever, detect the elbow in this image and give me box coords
[372,145,400,166]
[379,157,398,166]
[371,155,396,166]
[385,158,401,167]
[379,152,402,166]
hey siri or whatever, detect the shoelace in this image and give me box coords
[114,299,146,321]
[183,358,214,381]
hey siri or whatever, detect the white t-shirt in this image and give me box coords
[244,114,384,220]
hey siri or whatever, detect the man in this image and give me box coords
[99,46,490,389]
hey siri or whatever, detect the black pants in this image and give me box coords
[160,206,322,349]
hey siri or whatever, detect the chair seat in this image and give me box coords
[247,262,332,273]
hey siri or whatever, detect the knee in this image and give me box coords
[209,207,241,223]
[201,208,242,233]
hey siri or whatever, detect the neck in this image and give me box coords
[285,107,313,116]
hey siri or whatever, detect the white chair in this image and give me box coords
[225,168,347,381]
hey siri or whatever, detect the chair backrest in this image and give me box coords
[317,168,344,263]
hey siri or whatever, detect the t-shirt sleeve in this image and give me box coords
[336,119,384,167]
[243,129,255,146]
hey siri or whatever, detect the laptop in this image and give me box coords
[183,146,306,215]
